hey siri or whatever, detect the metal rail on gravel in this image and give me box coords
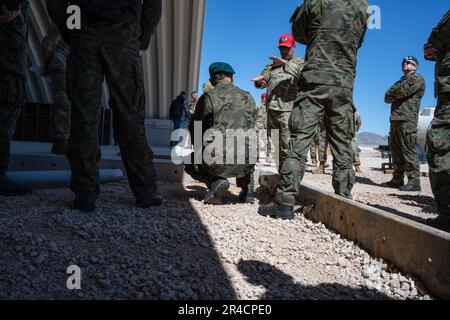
[298,184,450,299]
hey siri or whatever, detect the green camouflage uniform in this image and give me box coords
[185,80,257,188]
[276,0,368,204]
[42,23,71,144]
[352,111,362,166]
[47,0,162,200]
[385,72,425,186]
[426,10,450,217]
[0,1,29,177]
[310,114,328,165]
[256,57,304,168]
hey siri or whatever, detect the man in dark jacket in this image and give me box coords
[169,91,188,147]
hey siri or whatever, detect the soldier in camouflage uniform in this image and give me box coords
[310,114,329,174]
[259,0,368,220]
[424,10,450,230]
[185,62,257,205]
[352,110,362,173]
[47,0,162,212]
[253,34,304,169]
[42,23,71,155]
[188,91,198,120]
[384,56,425,192]
[0,0,32,196]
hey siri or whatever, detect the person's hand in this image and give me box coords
[424,43,439,61]
[269,56,287,67]
[139,50,145,57]
[252,75,265,84]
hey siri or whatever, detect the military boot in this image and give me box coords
[313,162,326,175]
[73,193,96,213]
[258,202,295,220]
[0,175,32,197]
[204,179,230,205]
[136,192,163,208]
[399,184,421,192]
[239,186,256,204]
[355,165,362,173]
[382,180,404,189]
[51,140,68,156]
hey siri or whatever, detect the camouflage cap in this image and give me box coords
[403,55,419,67]
[209,62,235,77]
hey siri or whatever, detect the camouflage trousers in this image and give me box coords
[389,121,420,186]
[185,163,254,189]
[352,137,361,166]
[427,95,450,217]
[67,40,157,200]
[50,72,71,142]
[276,84,356,205]
[310,119,328,165]
[0,75,25,175]
[267,110,291,169]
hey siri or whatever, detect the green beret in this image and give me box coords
[209,62,235,77]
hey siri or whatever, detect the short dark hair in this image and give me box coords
[211,72,232,82]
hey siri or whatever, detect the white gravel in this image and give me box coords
[0,177,434,300]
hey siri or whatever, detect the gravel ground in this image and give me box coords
[0,176,434,300]
[303,148,438,222]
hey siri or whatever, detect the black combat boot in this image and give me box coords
[382,180,404,189]
[204,179,230,205]
[73,193,96,213]
[258,202,295,220]
[136,192,163,208]
[0,175,32,197]
[399,183,421,192]
[239,186,256,204]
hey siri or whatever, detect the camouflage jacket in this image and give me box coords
[257,56,304,112]
[428,10,450,123]
[385,72,425,124]
[42,24,70,75]
[189,99,198,117]
[190,80,257,171]
[46,0,161,50]
[0,0,29,79]
[290,0,368,90]
[255,102,267,130]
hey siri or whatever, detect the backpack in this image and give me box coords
[76,0,141,23]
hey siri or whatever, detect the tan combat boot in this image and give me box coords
[355,165,362,173]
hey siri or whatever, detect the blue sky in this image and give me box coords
[198,0,449,136]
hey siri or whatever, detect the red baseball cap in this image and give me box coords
[261,93,267,100]
[278,34,295,48]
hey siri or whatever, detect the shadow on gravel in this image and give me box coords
[0,181,236,300]
[355,176,383,188]
[370,204,430,225]
[387,194,437,216]
[238,260,393,300]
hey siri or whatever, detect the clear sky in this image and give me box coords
[198,0,449,136]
